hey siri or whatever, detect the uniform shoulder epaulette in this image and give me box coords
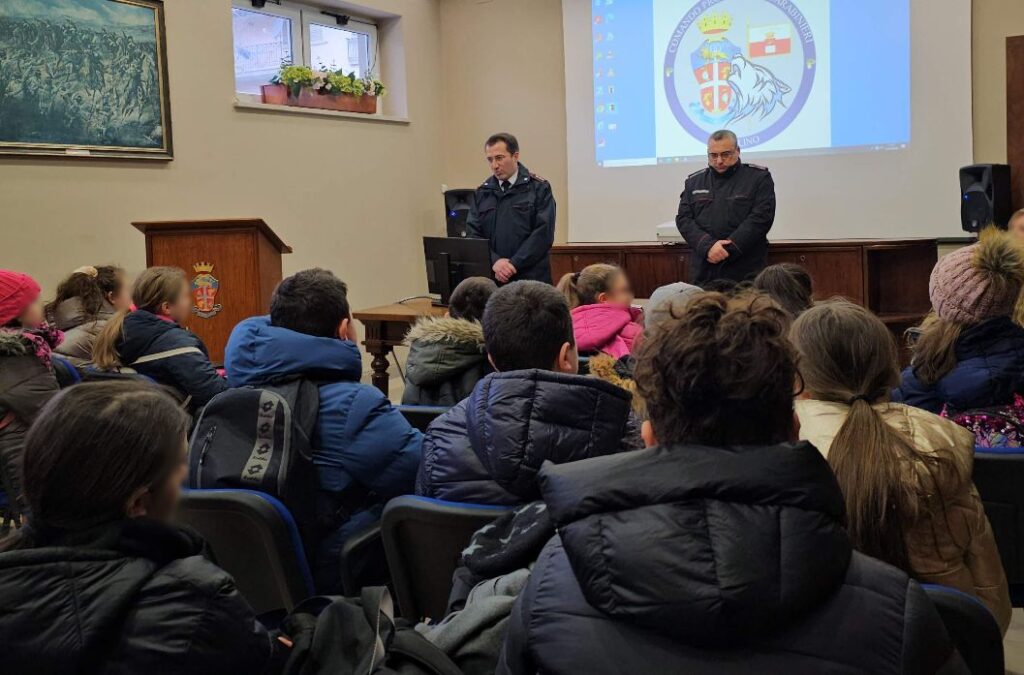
[746,163,769,171]
[528,172,549,184]
[687,167,706,179]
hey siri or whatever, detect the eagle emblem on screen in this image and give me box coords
[664,0,820,150]
[191,262,223,319]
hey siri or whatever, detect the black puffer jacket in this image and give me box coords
[402,317,490,407]
[0,332,59,512]
[116,311,227,411]
[499,442,965,675]
[416,370,632,504]
[0,519,274,674]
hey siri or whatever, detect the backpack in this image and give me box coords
[281,588,463,675]
[188,378,320,543]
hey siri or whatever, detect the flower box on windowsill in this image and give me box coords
[260,84,378,115]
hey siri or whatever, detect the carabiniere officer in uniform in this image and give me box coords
[676,129,777,286]
[466,132,557,285]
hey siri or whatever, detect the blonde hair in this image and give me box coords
[93,267,188,369]
[556,263,624,309]
[791,300,959,571]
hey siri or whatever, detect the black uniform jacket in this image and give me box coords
[466,163,556,284]
[675,161,776,284]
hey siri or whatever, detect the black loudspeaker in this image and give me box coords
[444,189,475,238]
[959,164,1012,233]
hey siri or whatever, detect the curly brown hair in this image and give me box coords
[635,291,796,446]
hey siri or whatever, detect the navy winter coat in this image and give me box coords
[416,369,632,505]
[116,311,227,411]
[499,442,965,675]
[894,316,1024,414]
[225,317,422,591]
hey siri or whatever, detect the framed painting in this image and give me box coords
[0,0,172,160]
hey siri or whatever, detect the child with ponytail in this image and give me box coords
[0,270,62,514]
[557,263,642,358]
[93,266,226,411]
[47,265,131,367]
[792,299,1011,633]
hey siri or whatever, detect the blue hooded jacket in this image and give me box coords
[224,316,422,590]
[893,316,1024,414]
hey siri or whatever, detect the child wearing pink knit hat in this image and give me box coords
[0,269,63,516]
[893,230,1024,414]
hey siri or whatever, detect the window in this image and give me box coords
[232,0,379,99]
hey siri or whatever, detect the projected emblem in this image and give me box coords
[665,0,817,149]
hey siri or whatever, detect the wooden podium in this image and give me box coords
[132,218,292,363]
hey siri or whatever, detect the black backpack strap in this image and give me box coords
[359,587,462,675]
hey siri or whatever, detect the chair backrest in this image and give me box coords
[396,405,450,432]
[177,489,314,615]
[921,584,1004,675]
[381,495,510,621]
[50,356,81,388]
[972,451,1024,587]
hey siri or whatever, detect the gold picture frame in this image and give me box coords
[0,0,173,160]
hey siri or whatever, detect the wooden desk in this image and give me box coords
[354,298,446,395]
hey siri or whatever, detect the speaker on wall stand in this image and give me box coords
[444,189,475,238]
[959,164,1012,233]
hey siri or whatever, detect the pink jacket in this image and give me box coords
[571,304,643,359]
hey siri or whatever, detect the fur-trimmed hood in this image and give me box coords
[404,317,487,388]
[588,353,644,416]
[0,331,30,358]
[404,316,485,347]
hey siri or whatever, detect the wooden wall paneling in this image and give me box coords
[766,246,864,304]
[624,250,688,298]
[864,242,936,318]
[1007,36,1024,211]
[550,249,626,284]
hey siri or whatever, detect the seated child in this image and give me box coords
[47,265,131,367]
[0,381,274,673]
[557,264,642,358]
[498,291,962,674]
[793,299,1010,632]
[894,230,1024,414]
[92,266,226,411]
[0,270,61,513]
[402,276,497,407]
[225,268,422,592]
[417,280,633,504]
[753,262,813,317]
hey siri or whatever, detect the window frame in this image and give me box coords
[231,0,381,107]
[302,14,379,79]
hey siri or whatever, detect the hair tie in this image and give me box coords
[847,394,872,405]
[73,266,98,278]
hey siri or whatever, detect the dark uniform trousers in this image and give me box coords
[675,161,776,285]
[465,163,556,284]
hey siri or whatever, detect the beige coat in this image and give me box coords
[796,399,1012,634]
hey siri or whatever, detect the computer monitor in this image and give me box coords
[423,236,493,306]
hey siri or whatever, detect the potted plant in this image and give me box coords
[261,64,386,114]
